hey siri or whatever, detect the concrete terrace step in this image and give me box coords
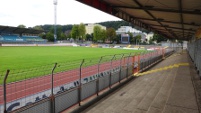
[163,66,198,113]
[122,71,169,112]
[71,52,199,113]
[138,68,178,111]
[147,68,178,113]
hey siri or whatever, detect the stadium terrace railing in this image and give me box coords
[0,48,175,113]
[187,39,201,79]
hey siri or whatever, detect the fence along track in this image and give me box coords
[0,48,175,113]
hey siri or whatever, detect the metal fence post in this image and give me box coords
[126,53,131,78]
[79,59,85,106]
[3,70,10,113]
[137,53,141,73]
[162,48,165,59]
[163,48,166,59]
[143,52,146,70]
[51,63,57,97]
[152,51,154,64]
[132,54,135,74]
[97,57,103,96]
[109,55,115,89]
[147,51,149,67]
[149,51,155,65]
[119,54,124,83]
[141,52,145,71]
[50,63,57,113]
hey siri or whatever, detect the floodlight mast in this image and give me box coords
[53,0,57,43]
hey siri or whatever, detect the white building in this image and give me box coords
[136,32,147,42]
[116,26,156,43]
[116,26,141,35]
[85,24,106,34]
[116,26,149,42]
[146,32,154,42]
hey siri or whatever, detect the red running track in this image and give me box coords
[0,51,160,105]
[0,57,138,105]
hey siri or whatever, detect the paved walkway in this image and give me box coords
[81,51,200,113]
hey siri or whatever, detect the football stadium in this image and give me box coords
[0,0,201,113]
[0,25,174,112]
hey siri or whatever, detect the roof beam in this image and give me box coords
[131,17,200,27]
[172,30,194,34]
[112,5,201,15]
[132,0,177,38]
[150,24,195,31]
[113,9,167,36]
[179,0,184,39]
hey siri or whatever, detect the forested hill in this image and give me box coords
[38,20,132,32]
[97,21,130,30]
[97,21,147,32]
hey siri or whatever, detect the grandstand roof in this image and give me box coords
[77,0,201,40]
[0,25,44,34]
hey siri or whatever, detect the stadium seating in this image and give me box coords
[21,35,41,39]
[21,35,45,42]
[1,34,22,41]
[0,34,47,43]
[0,35,3,40]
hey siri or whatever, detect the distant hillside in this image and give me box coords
[39,24,73,33]
[98,21,149,32]
[97,21,130,30]
[37,20,147,32]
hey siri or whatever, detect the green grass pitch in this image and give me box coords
[0,46,144,72]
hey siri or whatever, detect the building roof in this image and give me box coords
[76,0,201,40]
[0,25,44,34]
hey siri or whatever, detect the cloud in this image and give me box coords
[0,0,121,27]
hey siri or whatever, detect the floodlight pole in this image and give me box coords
[53,0,57,43]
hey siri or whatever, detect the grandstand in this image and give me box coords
[0,25,47,44]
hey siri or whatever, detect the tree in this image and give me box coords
[18,24,26,28]
[134,35,141,44]
[39,33,45,39]
[93,26,102,42]
[78,23,86,40]
[66,31,71,39]
[106,28,116,43]
[98,21,130,30]
[60,32,66,40]
[128,32,134,44]
[71,25,79,39]
[115,34,121,44]
[56,26,63,40]
[100,29,107,42]
[152,34,167,43]
[86,34,92,41]
[43,26,63,41]
[62,25,73,32]
[33,25,43,30]
[46,32,54,41]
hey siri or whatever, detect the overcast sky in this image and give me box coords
[0,0,121,27]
